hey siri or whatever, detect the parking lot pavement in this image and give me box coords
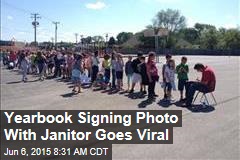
[1,56,239,159]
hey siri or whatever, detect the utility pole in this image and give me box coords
[80,35,83,52]
[53,21,60,48]
[105,33,109,54]
[31,13,40,46]
[74,33,79,44]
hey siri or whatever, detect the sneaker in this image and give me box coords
[129,89,134,93]
[164,93,168,99]
[142,91,147,95]
[182,103,192,108]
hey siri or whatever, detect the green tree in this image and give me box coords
[108,37,116,47]
[200,28,219,49]
[150,9,186,49]
[153,9,186,33]
[137,32,155,48]
[223,29,240,49]
[116,32,133,44]
[178,28,199,44]
[194,23,216,43]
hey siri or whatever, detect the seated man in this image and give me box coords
[183,63,216,107]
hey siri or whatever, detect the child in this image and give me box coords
[111,53,117,89]
[162,54,172,99]
[94,72,106,89]
[125,56,133,91]
[72,55,83,93]
[147,52,159,99]
[115,54,124,90]
[102,54,111,89]
[35,51,47,81]
[20,53,29,82]
[91,51,100,84]
[164,59,176,101]
[66,52,74,79]
[176,57,189,101]
[139,56,148,95]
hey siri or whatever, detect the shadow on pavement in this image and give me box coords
[157,99,174,108]
[126,92,146,99]
[108,89,120,95]
[6,79,39,84]
[119,90,128,95]
[188,104,215,113]
[138,98,156,108]
[61,92,77,98]
[6,81,22,84]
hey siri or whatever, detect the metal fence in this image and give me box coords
[120,48,240,56]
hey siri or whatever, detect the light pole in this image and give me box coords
[53,21,60,48]
[105,33,108,54]
[80,35,83,53]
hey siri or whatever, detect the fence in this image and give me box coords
[119,48,240,56]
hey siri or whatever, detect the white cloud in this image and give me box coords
[7,15,13,20]
[85,1,106,10]
[142,0,181,3]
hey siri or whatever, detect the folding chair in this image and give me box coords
[193,91,217,106]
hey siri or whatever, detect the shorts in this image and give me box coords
[72,76,81,83]
[132,73,142,84]
[104,69,111,84]
[127,74,133,83]
[116,71,123,79]
[165,82,172,91]
[178,79,188,91]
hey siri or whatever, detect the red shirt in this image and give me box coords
[147,60,158,76]
[9,53,17,61]
[201,66,216,92]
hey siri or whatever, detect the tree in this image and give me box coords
[137,32,155,48]
[194,23,216,33]
[194,23,216,42]
[92,36,105,48]
[85,36,92,44]
[116,32,133,44]
[92,36,104,43]
[178,28,199,44]
[223,29,240,49]
[153,9,186,33]
[108,37,116,47]
[200,28,219,49]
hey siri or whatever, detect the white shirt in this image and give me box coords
[92,56,99,66]
[164,65,175,83]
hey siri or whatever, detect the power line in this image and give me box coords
[2,1,31,15]
[2,1,54,23]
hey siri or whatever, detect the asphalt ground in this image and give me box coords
[1,55,239,159]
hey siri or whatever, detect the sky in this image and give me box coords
[1,0,239,42]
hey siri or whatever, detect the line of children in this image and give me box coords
[4,49,191,102]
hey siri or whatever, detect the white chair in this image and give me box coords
[193,91,217,106]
